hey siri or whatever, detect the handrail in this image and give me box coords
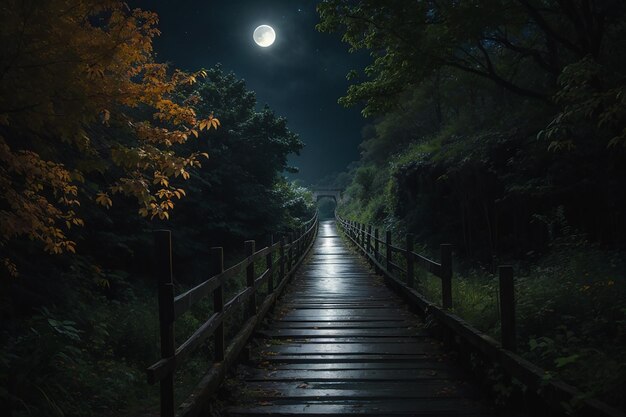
[335,213,626,417]
[148,211,319,417]
[335,214,449,304]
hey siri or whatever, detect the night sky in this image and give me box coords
[148,0,370,184]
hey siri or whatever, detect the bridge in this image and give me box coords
[311,188,343,203]
[146,213,624,417]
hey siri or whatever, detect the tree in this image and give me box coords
[0,0,219,274]
[317,0,624,117]
[325,0,626,257]
[165,67,307,258]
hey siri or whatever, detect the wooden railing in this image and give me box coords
[336,214,624,417]
[147,212,318,417]
[335,215,516,349]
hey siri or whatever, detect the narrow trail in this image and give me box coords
[226,220,494,416]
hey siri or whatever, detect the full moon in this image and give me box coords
[253,25,276,47]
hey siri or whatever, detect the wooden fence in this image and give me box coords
[147,213,318,417]
[335,215,516,350]
[335,214,624,417]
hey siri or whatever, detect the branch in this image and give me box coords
[442,53,549,102]
[516,0,584,57]
[485,30,559,75]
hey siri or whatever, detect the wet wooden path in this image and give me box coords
[226,220,494,416]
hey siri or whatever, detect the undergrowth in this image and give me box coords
[414,239,626,409]
[0,248,279,417]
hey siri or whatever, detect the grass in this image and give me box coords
[414,242,626,410]
[0,244,286,417]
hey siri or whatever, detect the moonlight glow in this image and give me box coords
[253,25,276,47]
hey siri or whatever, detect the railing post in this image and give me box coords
[154,230,175,417]
[267,235,274,294]
[360,223,365,249]
[296,229,300,262]
[374,228,380,271]
[385,230,392,273]
[297,227,302,259]
[367,225,372,255]
[499,265,516,351]
[440,244,453,309]
[210,247,224,362]
[279,236,285,283]
[245,240,256,319]
[288,233,294,271]
[406,234,414,288]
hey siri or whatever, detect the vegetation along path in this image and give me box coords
[226,220,495,416]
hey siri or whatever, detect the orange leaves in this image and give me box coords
[2,258,18,278]
[153,99,197,126]
[0,135,84,259]
[0,0,221,265]
[43,236,77,255]
[153,172,169,187]
[199,114,221,131]
[95,193,113,209]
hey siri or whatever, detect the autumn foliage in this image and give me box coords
[0,0,219,270]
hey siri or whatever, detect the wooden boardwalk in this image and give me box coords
[226,220,494,416]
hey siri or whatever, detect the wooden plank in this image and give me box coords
[246,368,462,381]
[256,336,426,344]
[269,321,420,329]
[259,354,431,363]
[266,361,455,371]
[278,308,411,317]
[228,399,490,416]
[257,329,426,338]
[237,380,474,399]
[260,343,443,356]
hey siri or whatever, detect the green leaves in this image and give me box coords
[47,319,83,342]
[555,354,581,368]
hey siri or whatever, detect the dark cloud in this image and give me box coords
[146,0,369,183]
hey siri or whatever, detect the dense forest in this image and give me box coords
[0,1,313,415]
[315,0,626,410]
[2,0,626,416]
